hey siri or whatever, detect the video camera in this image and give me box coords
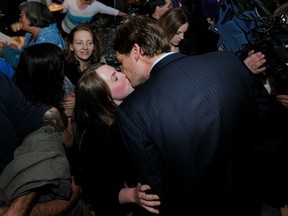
[211,0,288,94]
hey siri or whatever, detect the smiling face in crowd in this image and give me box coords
[70,30,94,62]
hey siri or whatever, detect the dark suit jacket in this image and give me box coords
[117,51,261,216]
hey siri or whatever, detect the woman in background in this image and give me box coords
[60,0,127,35]
[158,7,190,54]
[62,23,104,144]
[63,23,104,91]
[0,1,66,68]
[15,43,74,149]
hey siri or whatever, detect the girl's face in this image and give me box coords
[170,22,189,47]
[96,64,134,101]
[70,30,94,62]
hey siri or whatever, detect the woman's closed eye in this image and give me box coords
[111,72,118,82]
[176,31,184,36]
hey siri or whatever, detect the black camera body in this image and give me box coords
[251,14,288,94]
[212,0,288,94]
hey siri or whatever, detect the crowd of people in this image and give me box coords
[0,0,288,216]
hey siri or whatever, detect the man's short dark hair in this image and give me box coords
[147,0,166,15]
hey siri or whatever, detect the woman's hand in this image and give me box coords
[133,183,160,214]
[276,94,288,108]
[61,93,75,118]
[119,183,161,214]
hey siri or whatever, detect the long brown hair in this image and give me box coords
[158,7,189,41]
[76,63,117,127]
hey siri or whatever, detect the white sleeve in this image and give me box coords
[91,1,119,16]
[61,0,71,12]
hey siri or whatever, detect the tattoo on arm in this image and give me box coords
[42,107,65,132]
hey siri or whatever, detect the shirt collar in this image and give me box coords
[151,52,174,69]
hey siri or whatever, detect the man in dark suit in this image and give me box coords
[113,16,262,216]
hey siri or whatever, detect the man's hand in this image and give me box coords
[243,50,266,74]
[276,94,288,108]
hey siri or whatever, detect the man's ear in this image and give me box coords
[155,5,161,13]
[132,43,141,61]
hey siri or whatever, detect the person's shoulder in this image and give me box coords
[38,24,58,36]
[42,107,65,132]
[0,58,14,80]
[62,0,73,4]
[80,120,115,148]
[196,51,241,62]
[40,23,59,32]
[198,50,236,57]
[92,0,104,5]
[0,71,11,90]
[87,120,111,134]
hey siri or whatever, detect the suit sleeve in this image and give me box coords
[117,106,163,198]
[0,72,43,139]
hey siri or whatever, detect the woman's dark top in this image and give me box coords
[74,120,137,215]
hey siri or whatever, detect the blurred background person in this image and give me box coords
[0,71,44,181]
[158,7,190,54]
[235,2,288,209]
[27,0,53,6]
[60,0,127,35]
[15,43,74,149]
[185,0,222,55]
[143,0,173,20]
[0,71,81,216]
[62,23,105,145]
[0,57,15,80]
[243,45,288,215]
[0,1,66,69]
[63,23,104,92]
